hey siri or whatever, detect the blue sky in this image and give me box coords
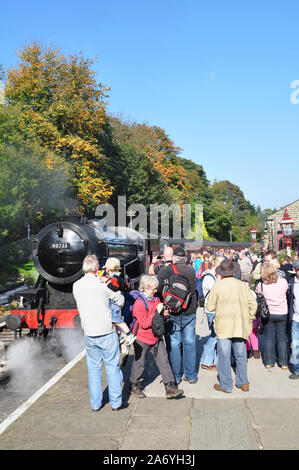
[1,0,299,211]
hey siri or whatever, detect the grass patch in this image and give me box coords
[0,260,38,289]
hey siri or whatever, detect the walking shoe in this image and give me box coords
[201,364,217,371]
[289,373,299,379]
[165,382,184,399]
[125,332,136,346]
[253,350,260,359]
[130,383,146,398]
[213,383,231,393]
[183,375,198,384]
[280,365,288,370]
[91,406,103,412]
[236,384,249,392]
[265,364,274,369]
[112,403,129,411]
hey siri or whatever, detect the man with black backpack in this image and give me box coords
[157,247,198,385]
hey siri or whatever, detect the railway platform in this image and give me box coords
[0,309,299,451]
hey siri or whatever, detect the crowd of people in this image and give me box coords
[73,244,299,410]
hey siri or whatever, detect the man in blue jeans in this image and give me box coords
[206,259,257,393]
[200,257,224,371]
[157,247,198,385]
[288,260,299,379]
[73,254,128,412]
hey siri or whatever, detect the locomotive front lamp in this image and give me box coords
[280,209,294,248]
[250,225,257,244]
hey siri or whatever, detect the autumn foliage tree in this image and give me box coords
[5,42,112,214]
[108,116,192,204]
[1,43,264,245]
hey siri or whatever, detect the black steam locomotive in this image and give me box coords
[6,215,251,336]
[6,216,146,335]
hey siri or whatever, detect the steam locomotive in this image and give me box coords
[5,214,251,337]
[6,216,146,336]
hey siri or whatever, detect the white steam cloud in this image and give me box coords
[5,329,85,391]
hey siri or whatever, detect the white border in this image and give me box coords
[0,349,86,435]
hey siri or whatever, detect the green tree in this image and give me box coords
[209,180,256,241]
[205,200,233,241]
[0,105,71,245]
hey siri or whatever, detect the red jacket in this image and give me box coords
[133,296,160,346]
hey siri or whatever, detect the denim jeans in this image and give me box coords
[200,313,217,366]
[263,314,288,367]
[290,320,299,374]
[165,313,197,383]
[195,278,202,297]
[85,332,123,410]
[110,300,123,323]
[217,338,248,392]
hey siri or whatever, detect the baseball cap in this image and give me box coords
[173,247,186,257]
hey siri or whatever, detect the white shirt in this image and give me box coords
[202,270,216,313]
[73,273,124,337]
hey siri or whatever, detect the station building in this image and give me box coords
[266,199,299,252]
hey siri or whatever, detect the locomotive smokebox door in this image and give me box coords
[32,221,94,285]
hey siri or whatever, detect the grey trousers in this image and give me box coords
[130,338,175,385]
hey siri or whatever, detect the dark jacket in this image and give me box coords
[280,263,294,283]
[156,261,197,315]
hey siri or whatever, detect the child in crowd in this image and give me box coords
[101,257,136,349]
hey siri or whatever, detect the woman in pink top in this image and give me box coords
[255,263,289,369]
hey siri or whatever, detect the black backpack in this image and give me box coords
[256,281,270,325]
[162,264,191,314]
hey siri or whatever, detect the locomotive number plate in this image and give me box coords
[49,243,70,249]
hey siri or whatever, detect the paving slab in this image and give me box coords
[1,307,299,450]
[133,396,192,417]
[190,399,259,450]
[120,410,191,450]
[256,426,299,450]
[246,398,299,426]
[0,436,120,451]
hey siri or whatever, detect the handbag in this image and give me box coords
[256,281,270,325]
[151,308,166,336]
